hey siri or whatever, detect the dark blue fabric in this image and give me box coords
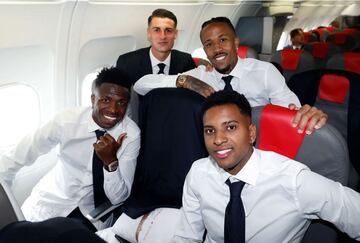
[222,75,234,91]
[224,179,246,243]
[123,88,208,218]
[93,129,107,208]
[0,217,106,243]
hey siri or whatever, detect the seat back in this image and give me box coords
[326,32,357,51]
[0,179,24,230]
[122,88,208,218]
[327,52,360,75]
[303,42,341,68]
[303,31,318,44]
[252,104,350,243]
[288,69,360,186]
[270,49,315,82]
[237,46,259,59]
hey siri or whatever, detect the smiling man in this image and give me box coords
[0,67,140,231]
[173,90,360,243]
[134,16,327,135]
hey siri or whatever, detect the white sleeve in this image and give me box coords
[173,169,205,243]
[133,68,204,96]
[103,131,140,205]
[0,118,61,186]
[266,64,301,107]
[296,169,360,240]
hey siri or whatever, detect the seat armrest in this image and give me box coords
[86,201,123,222]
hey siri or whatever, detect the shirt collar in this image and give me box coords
[215,146,259,186]
[149,48,171,68]
[213,57,243,82]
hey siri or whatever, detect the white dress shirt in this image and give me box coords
[173,148,360,243]
[149,48,171,75]
[134,57,300,107]
[0,107,140,222]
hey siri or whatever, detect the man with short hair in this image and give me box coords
[173,90,360,242]
[134,17,327,135]
[116,8,196,81]
[0,67,140,230]
[284,28,305,50]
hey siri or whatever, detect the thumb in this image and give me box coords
[117,133,127,146]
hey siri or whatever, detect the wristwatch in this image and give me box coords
[177,75,188,87]
[104,160,119,172]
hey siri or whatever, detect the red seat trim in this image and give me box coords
[258,104,306,159]
[281,49,302,70]
[319,74,350,104]
[333,32,347,45]
[237,46,249,59]
[312,42,330,59]
[344,52,360,75]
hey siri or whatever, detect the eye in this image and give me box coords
[204,42,212,48]
[117,100,128,107]
[204,128,215,135]
[165,28,174,34]
[153,28,160,33]
[220,37,227,43]
[226,124,237,131]
[99,97,110,103]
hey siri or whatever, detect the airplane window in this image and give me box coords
[0,84,40,148]
[81,72,98,106]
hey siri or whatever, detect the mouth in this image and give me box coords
[104,114,117,121]
[215,148,232,159]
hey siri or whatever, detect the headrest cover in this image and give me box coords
[334,32,347,45]
[303,32,311,43]
[237,46,249,59]
[281,49,302,70]
[319,74,350,104]
[192,57,200,66]
[258,104,306,159]
[344,52,360,75]
[312,42,330,59]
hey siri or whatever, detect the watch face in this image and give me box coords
[108,161,119,172]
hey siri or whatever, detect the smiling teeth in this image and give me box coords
[215,55,225,61]
[217,149,231,155]
[104,115,116,121]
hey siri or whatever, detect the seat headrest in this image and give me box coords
[281,49,303,70]
[319,74,350,104]
[344,52,360,75]
[258,104,306,159]
[333,32,348,45]
[312,42,330,59]
[237,46,249,59]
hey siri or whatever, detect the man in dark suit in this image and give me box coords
[116,8,196,83]
[116,9,196,122]
[284,28,305,50]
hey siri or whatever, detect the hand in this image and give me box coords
[93,133,127,165]
[177,75,215,97]
[289,104,328,135]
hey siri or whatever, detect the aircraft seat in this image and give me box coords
[287,69,360,188]
[326,32,357,52]
[237,45,259,59]
[270,49,315,82]
[252,104,350,243]
[303,42,341,68]
[0,178,24,230]
[326,52,360,75]
[303,31,318,44]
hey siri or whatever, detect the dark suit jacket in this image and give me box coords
[116,47,196,85]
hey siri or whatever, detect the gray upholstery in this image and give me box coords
[270,50,315,82]
[252,105,350,243]
[0,179,24,230]
[326,33,357,51]
[303,42,341,68]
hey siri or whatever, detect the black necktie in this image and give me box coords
[93,129,108,208]
[222,75,234,91]
[224,179,246,243]
[158,63,166,74]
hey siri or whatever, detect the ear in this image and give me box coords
[235,37,240,48]
[147,27,151,42]
[174,29,178,40]
[91,94,95,108]
[249,123,256,144]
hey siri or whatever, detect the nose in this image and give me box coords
[108,100,117,113]
[213,41,223,52]
[214,131,227,146]
[159,30,166,39]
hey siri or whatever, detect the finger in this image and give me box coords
[292,104,311,128]
[306,112,327,134]
[116,133,127,146]
[288,103,298,110]
[296,107,318,134]
[102,133,115,143]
